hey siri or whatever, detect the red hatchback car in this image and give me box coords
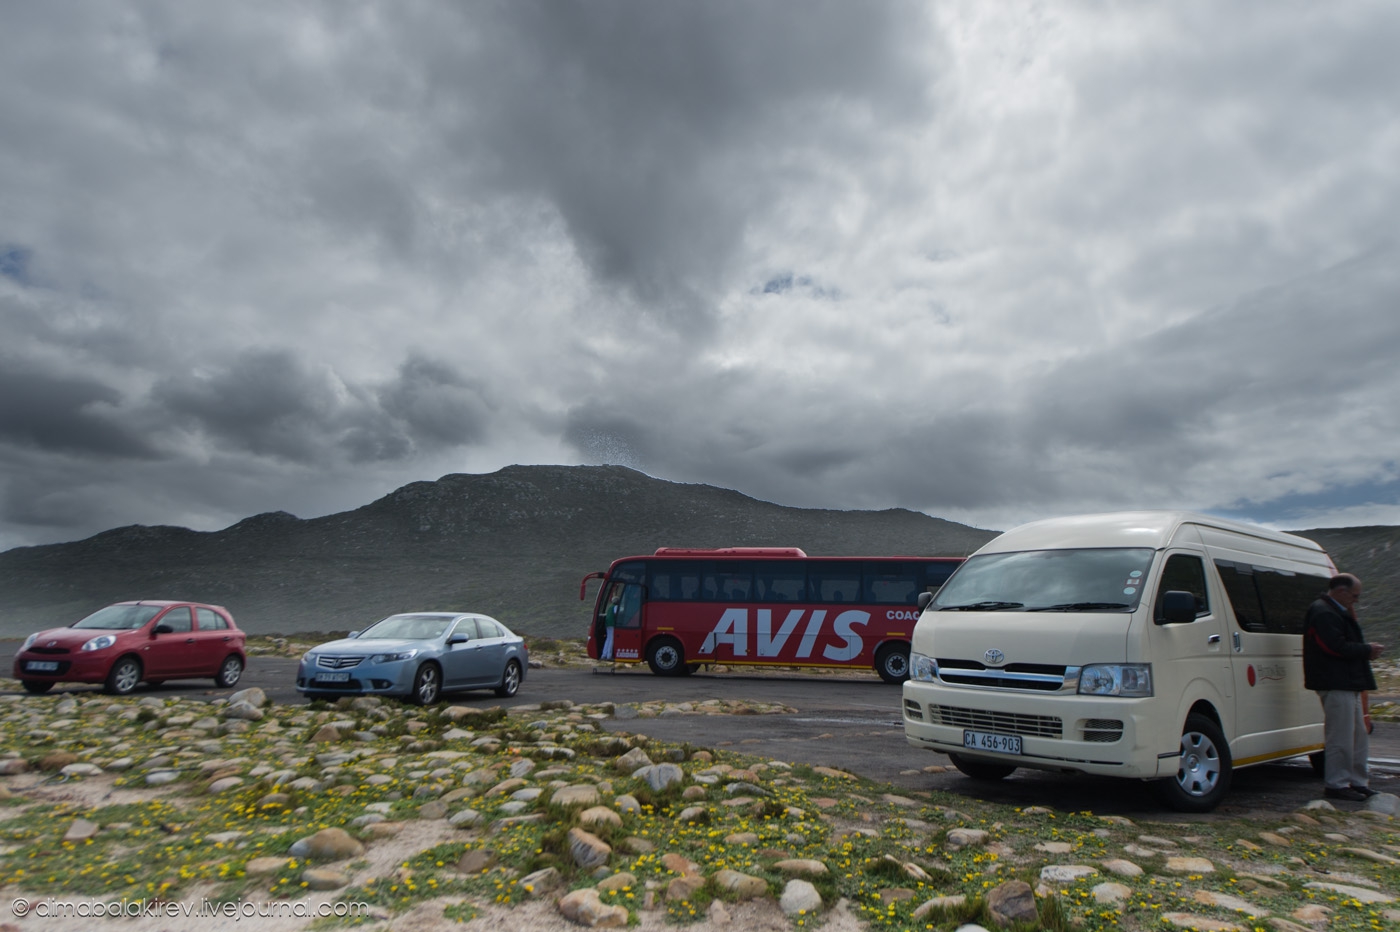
[13,601,247,695]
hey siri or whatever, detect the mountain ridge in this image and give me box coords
[0,465,998,638]
[2,465,1395,644]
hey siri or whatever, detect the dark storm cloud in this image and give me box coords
[376,353,492,450]
[150,348,494,465]
[426,0,935,312]
[0,361,154,458]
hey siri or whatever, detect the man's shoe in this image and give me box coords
[1324,786,1369,801]
[1350,785,1379,798]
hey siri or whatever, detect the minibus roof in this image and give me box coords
[979,511,1326,555]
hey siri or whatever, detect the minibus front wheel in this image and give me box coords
[1158,713,1232,812]
[948,753,1017,781]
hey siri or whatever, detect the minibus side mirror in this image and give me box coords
[917,591,935,611]
[1157,591,1197,626]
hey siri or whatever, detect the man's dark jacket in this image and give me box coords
[1303,595,1377,691]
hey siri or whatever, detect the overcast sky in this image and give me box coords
[2,1,1399,552]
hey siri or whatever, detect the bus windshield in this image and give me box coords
[932,548,1155,613]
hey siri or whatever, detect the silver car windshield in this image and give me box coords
[72,605,164,630]
[360,614,452,640]
[932,548,1156,613]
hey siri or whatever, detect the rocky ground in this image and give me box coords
[0,688,1398,932]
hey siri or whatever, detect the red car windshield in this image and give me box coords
[72,605,164,630]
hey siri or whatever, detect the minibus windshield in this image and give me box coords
[932,548,1155,613]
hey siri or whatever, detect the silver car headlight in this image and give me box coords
[81,635,117,652]
[372,649,419,663]
[1078,663,1152,697]
[909,651,937,683]
[21,633,37,651]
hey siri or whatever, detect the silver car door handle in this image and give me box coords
[1207,634,1221,645]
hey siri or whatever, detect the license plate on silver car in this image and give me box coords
[25,661,59,672]
[315,672,350,683]
[963,730,1022,755]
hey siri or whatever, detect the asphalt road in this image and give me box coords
[4,651,1397,821]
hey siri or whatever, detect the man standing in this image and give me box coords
[1303,574,1384,801]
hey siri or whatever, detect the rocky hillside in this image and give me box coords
[0,466,996,638]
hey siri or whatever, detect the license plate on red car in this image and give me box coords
[315,672,350,683]
[25,661,59,672]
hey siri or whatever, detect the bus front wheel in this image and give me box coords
[647,637,686,676]
[875,642,910,684]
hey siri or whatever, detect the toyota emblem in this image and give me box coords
[983,649,1005,666]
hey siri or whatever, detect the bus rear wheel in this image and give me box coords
[647,637,686,676]
[875,642,910,684]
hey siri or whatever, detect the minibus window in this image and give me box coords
[932,548,1154,612]
[1154,555,1209,620]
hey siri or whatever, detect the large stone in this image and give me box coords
[597,872,636,893]
[309,724,342,743]
[567,827,611,870]
[1093,883,1132,905]
[661,853,702,876]
[224,701,264,721]
[773,859,828,876]
[713,869,767,899]
[60,763,103,777]
[558,888,628,928]
[458,849,496,873]
[912,895,966,919]
[1101,859,1143,877]
[244,857,290,876]
[553,784,601,807]
[302,868,350,891]
[1164,856,1216,874]
[520,867,563,897]
[292,828,365,861]
[1160,914,1244,931]
[666,875,705,902]
[1303,881,1394,904]
[1041,865,1098,884]
[780,879,822,915]
[228,686,267,707]
[207,776,244,794]
[946,828,989,849]
[635,763,685,791]
[63,819,100,843]
[580,806,623,828]
[986,880,1038,926]
[1193,890,1266,914]
[615,747,653,771]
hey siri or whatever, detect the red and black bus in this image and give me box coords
[580,547,963,683]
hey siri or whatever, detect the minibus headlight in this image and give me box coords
[1078,663,1152,697]
[909,651,938,683]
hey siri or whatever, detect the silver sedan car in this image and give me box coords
[295,612,528,705]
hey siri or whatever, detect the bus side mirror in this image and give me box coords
[1157,591,1197,626]
[918,591,935,611]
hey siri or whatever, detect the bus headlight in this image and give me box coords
[1078,663,1152,697]
[909,651,937,683]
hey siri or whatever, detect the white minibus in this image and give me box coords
[902,511,1335,811]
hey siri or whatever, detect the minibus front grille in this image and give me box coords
[930,705,1063,739]
[935,659,1076,692]
[1082,719,1124,743]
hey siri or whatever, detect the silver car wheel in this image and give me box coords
[496,660,521,697]
[216,655,243,688]
[412,663,441,705]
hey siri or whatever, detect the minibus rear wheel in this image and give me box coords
[948,753,1017,781]
[1158,713,1232,812]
